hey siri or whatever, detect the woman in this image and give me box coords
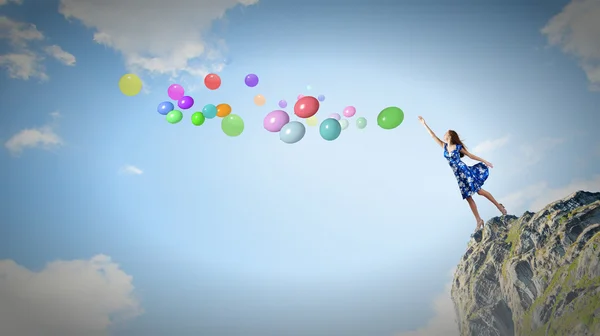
[418,116,507,232]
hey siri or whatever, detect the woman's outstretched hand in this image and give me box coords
[484,161,494,168]
[418,116,426,125]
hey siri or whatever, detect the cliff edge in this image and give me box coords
[451,191,600,336]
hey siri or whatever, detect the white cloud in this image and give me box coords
[44,45,76,66]
[0,16,76,80]
[542,0,600,90]
[0,0,22,6]
[472,135,511,154]
[119,165,143,175]
[0,255,142,336]
[58,0,258,79]
[5,112,63,155]
[395,269,459,336]
[501,175,600,213]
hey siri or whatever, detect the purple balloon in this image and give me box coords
[318,94,325,102]
[329,113,341,120]
[264,110,290,132]
[178,96,194,109]
[245,74,259,87]
[278,100,287,108]
[168,84,185,100]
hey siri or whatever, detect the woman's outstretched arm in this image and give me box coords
[460,148,494,168]
[418,116,444,148]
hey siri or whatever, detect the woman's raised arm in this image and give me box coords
[418,116,444,148]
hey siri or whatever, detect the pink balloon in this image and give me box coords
[329,113,341,120]
[343,106,356,117]
[263,110,290,132]
[168,84,185,100]
[297,94,304,100]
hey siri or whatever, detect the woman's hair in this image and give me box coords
[448,130,466,158]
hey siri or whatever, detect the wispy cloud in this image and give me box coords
[0,255,143,335]
[0,15,76,80]
[395,268,459,336]
[472,135,510,155]
[0,0,22,6]
[500,175,600,213]
[518,137,565,168]
[119,165,143,175]
[44,45,76,66]
[4,112,63,155]
[541,0,600,91]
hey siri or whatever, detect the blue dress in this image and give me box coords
[444,143,489,199]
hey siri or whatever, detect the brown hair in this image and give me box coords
[448,130,466,158]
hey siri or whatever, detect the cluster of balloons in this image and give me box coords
[155,75,244,137]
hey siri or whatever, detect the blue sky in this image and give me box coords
[1,0,599,335]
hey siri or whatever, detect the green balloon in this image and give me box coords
[356,117,367,129]
[166,110,183,124]
[221,114,244,137]
[191,112,205,126]
[377,106,404,130]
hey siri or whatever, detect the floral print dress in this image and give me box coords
[444,143,489,199]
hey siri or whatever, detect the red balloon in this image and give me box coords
[204,73,221,90]
[294,96,320,118]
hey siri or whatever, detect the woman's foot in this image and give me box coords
[497,203,507,216]
[475,218,484,231]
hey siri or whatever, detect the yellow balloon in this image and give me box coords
[306,116,318,126]
[118,73,142,96]
[254,94,266,106]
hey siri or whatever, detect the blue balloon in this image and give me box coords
[318,94,325,102]
[319,118,341,141]
[157,101,174,115]
[279,121,305,144]
[202,104,217,119]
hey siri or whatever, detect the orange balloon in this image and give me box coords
[254,94,266,106]
[217,103,232,117]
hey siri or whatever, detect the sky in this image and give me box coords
[1,0,599,335]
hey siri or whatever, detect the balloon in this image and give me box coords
[278,100,287,108]
[263,110,290,132]
[319,118,342,141]
[118,74,142,96]
[297,94,304,100]
[356,117,367,129]
[318,94,325,102]
[168,84,185,100]
[340,119,349,130]
[343,106,356,118]
[166,110,183,124]
[245,74,259,87]
[157,101,174,115]
[203,104,217,119]
[216,103,232,118]
[377,106,405,130]
[204,73,221,90]
[178,96,194,109]
[222,114,244,137]
[329,113,341,120]
[223,57,232,65]
[279,121,306,144]
[306,85,312,90]
[254,94,266,106]
[306,116,318,127]
[294,96,320,118]
[191,112,205,126]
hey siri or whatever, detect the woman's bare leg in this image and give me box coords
[466,196,483,230]
[476,188,506,214]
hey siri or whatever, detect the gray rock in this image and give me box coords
[451,191,600,336]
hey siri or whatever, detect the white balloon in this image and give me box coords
[339,119,349,130]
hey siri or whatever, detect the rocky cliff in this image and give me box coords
[451,191,600,336]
